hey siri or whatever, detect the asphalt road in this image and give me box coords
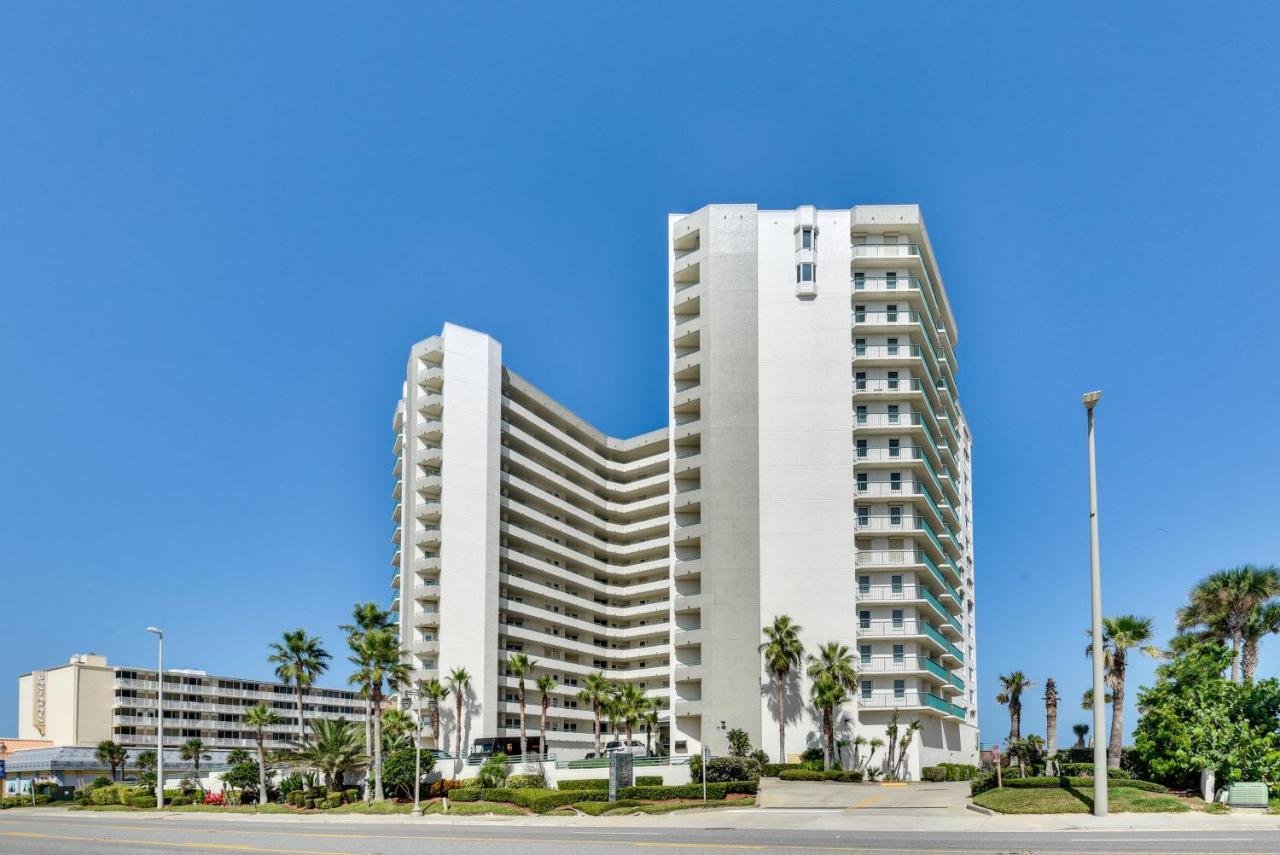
[2,811,1280,855]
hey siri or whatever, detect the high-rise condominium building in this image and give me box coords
[391,203,978,775]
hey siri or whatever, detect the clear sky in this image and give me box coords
[2,2,1278,747]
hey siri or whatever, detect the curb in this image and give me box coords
[965,803,994,816]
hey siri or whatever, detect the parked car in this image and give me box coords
[603,739,649,757]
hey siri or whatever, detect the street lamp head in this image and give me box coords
[1081,390,1102,410]
[146,626,163,637]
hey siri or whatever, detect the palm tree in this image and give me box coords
[893,719,922,781]
[421,678,451,750]
[339,602,396,763]
[136,749,157,789]
[1087,614,1160,768]
[612,683,648,746]
[225,748,252,767]
[759,615,805,764]
[1042,677,1059,774]
[380,708,414,753]
[994,672,1035,742]
[94,740,126,782]
[1178,565,1280,682]
[244,704,281,805]
[1242,601,1280,682]
[850,735,868,772]
[577,672,612,755]
[446,667,472,759]
[291,718,368,792]
[536,675,556,759]
[1071,723,1089,750]
[641,703,660,756]
[350,629,409,800]
[865,737,884,777]
[806,641,858,770]
[179,738,210,794]
[506,653,535,759]
[268,629,332,743]
[1080,687,1112,710]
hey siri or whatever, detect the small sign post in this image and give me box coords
[993,745,1002,789]
[608,752,634,802]
[701,744,711,803]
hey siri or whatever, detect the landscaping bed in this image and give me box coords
[973,779,1195,814]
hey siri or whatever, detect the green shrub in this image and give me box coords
[1001,776,1167,792]
[324,794,343,809]
[169,795,195,806]
[619,781,756,800]
[343,788,359,803]
[921,766,947,782]
[90,784,131,806]
[286,791,306,807]
[504,774,545,789]
[778,769,862,782]
[694,757,761,783]
[125,795,155,808]
[761,763,802,777]
[452,787,609,813]
[557,779,608,791]
[1059,763,1132,779]
[636,775,662,786]
[937,763,978,781]
[574,799,640,816]
[90,776,114,790]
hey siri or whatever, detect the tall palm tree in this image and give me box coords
[268,629,332,743]
[421,678,451,750]
[446,667,472,759]
[806,642,858,770]
[245,704,281,805]
[1080,687,1112,710]
[642,703,660,756]
[612,683,648,746]
[290,718,368,792]
[1071,723,1089,750]
[95,740,126,782]
[994,672,1035,742]
[1042,677,1059,774]
[759,615,805,763]
[577,672,612,755]
[506,653,535,759]
[1242,601,1280,682]
[350,629,409,800]
[339,602,396,763]
[1087,614,1160,768]
[179,738,210,794]
[535,675,556,759]
[1178,565,1280,682]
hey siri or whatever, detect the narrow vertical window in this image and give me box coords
[861,681,873,700]
[887,371,900,391]
[859,610,871,630]
[890,472,902,492]
[892,609,904,629]
[858,575,870,595]
[889,438,901,458]
[856,472,868,492]
[856,405,868,425]
[854,304,866,323]
[854,271,865,290]
[892,644,904,663]
[894,679,905,698]
[887,337,899,356]
[886,271,898,290]
[860,645,872,666]
[887,303,899,323]
[856,439,868,458]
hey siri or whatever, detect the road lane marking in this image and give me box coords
[844,795,883,811]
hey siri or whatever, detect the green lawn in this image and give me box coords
[975,785,1190,814]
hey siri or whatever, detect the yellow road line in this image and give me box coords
[1,830,353,854]
[844,794,883,811]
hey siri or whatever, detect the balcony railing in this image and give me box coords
[853,309,923,325]
[857,690,957,717]
[922,623,965,663]
[851,243,923,260]
[853,275,924,293]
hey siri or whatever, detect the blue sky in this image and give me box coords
[2,2,1278,747]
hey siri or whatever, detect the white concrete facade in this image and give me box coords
[391,204,978,774]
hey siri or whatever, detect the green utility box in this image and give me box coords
[1226,781,1269,808]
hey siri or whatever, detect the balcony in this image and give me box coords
[415,526,442,548]
[416,392,443,417]
[416,445,443,469]
[922,623,965,664]
[856,583,957,630]
[418,365,444,389]
[852,274,924,295]
[851,242,923,262]
[416,418,443,442]
[858,690,960,718]
[390,571,401,590]
[417,474,442,496]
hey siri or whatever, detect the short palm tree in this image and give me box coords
[1072,722,1089,750]
[339,602,396,762]
[1080,687,1112,710]
[350,628,410,800]
[446,667,472,759]
[865,737,885,777]
[421,678,451,750]
[268,629,332,743]
[245,704,281,804]
[759,615,805,763]
[1042,677,1059,774]
[1177,565,1280,682]
[994,672,1035,742]
[179,738,210,794]
[806,641,859,770]
[536,675,556,759]
[291,718,368,792]
[94,740,126,782]
[506,653,536,759]
[577,672,612,755]
[1241,601,1280,682]
[380,707,414,753]
[1087,614,1160,768]
[612,683,648,746]
[225,748,252,767]
[641,703,660,755]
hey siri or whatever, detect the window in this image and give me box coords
[887,371,900,391]
[891,575,903,594]
[857,506,869,526]
[888,404,899,424]
[890,472,902,492]
[893,644,904,663]
[887,303,899,323]
[800,227,814,249]
[855,337,866,357]
[856,472,868,492]
[860,645,872,666]
[856,405,867,425]
[886,271,898,290]
[858,575,870,594]
[854,304,866,323]
[894,679,905,699]
[890,505,903,527]
[796,262,815,283]
[855,371,867,391]
[889,439,902,458]
[856,439,868,458]
[854,271,865,290]
[861,681,873,700]
[859,610,871,630]
[887,337,899,356]
[892,609,904,628]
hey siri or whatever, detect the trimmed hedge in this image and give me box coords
[126,795,156,808]
[922,763,978,782]
[452,787,608,813]
[1002,776,1166,792]
[504,774,546,789]
[778,769,863,783]
[760,763,803,777]
[1059,763,1132,779]
[557,775,664,791]
[619,781,757,800]
[693,756,761,783]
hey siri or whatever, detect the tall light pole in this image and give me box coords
[1082,391,1108,817]
[401,686,424,817]
[146,626,165,810]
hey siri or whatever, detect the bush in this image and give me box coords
[1059,763,1132,779]
[343,788,359,802]
[382,747,437,800]
[778,769,862,783]
[452,787,609,813]
[286,791,306,807]
[1000,776,1168,792]
[558,779,608,791]
[324,794,343,809]
[126,795,155,808]
[504,774,545,789]
[90,776,114,790]
[938,763,978,781]
[169,795,195,806]
[695,756,761,783]
[90,784,132,806]
[476,753,509,788]
[427,779,464,798]
[761,763,802,777]
[619,781,757,800]
[921,766,947,782]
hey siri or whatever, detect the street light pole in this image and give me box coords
[412,687,423,817]
[147,627,165,810]
[1082,392,1108,818]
